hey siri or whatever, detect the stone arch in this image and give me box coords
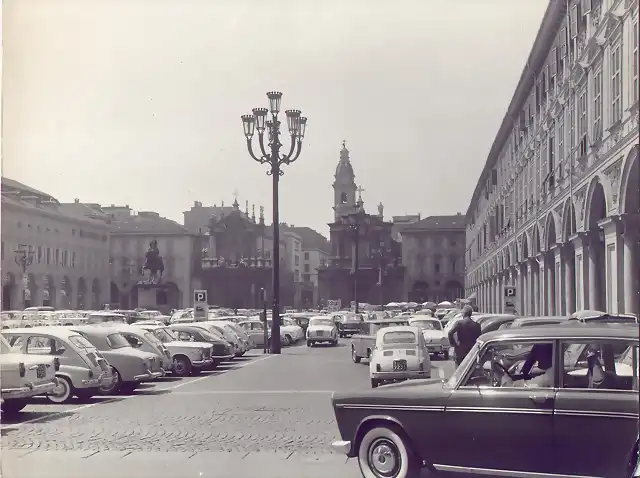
[584,176,609,231]
[544,213,558,250]
[60,276,72,309]
[620,145,639,214]
[530,225,541,256]
[561,197,578,242]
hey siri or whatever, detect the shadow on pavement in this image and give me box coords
[154,376,183,382]
[1,410,76,427]
[131,388,171,396]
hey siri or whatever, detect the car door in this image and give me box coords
[250,322,266,346]
[554,339,639,477]
[440,339,556,474]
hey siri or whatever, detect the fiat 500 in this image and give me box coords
[369,325,431,388]
[4,327,113,403]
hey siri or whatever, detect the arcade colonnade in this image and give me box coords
[467,146,639,318]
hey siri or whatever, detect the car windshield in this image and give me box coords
[447,342,481,388]
[383,331,417,345]
[144,332,163,346]
[310,318,334,327]
[69,335,94,349]
[106,333,131,349]
[153,328,177,342]
[411,320,442,331]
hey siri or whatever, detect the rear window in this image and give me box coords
[383,331,417,344]
[106,333,130,349]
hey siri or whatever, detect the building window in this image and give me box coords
[294,271,299,282]
[71,252,76,268]
[435,262,440,274]
[304,252,309,261]
[592,68,603,141]
[1,241,3,260]
[568,93,576,154]
[633,17,639,104]
[303,274,310,283]
[304,264,310,272]
[55,249,60,265]
[611,43,622,124]
[46,248,51,265]
[294,255,299,266]
[577,87,588,156]
[451,258,456,273]
[558,119,565,177]
[340,192,348,204]
[450,241,456,247]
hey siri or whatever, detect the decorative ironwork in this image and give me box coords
[202,257,272,269]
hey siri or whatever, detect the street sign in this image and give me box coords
[504,286,517,314]
[193,289,209,320]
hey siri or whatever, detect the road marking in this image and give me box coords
[172,390,335,395]
[166,354,278,391]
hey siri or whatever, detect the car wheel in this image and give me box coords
[285,334,293,345]
[351,346,361,363]
[358,426,421,478]
[371,378,379,388]
[307,340,312,347]
[444,350,450,360]
[98,367,122,395]
[173,356,192,377]
[47,376,73,404]
[1,398,28,415]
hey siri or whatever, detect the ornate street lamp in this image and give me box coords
[242,91,307,354]
[14,244,34,309]
[346,201,367,313]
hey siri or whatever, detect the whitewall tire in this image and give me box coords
[358,426,420,478]
[47,376,73,404]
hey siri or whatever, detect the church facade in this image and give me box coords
[318,143,405,307]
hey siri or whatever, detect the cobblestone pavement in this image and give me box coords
[1,340,456,477]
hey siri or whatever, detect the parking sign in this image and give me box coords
[193,290,208,320]
[504,286,517,314]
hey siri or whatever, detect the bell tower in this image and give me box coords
[333,141,357,220]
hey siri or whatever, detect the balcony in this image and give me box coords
[321,256,403,269]
[202,257,272,269]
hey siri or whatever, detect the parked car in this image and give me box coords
[369,325,431,388]
[70,326,164,395]
[4,327,113,403]
[93,324,172,372]
[85,312,128,325]
[306,316,339,346]
[479,315,517,334]
[331,324,639,478]
[570,310,638,324]
[137,324,214,376]
[0,334,59,415]
[207,320,251,355]
[337,313,364,338]
[169,324,235,364]
[407,317,450,359]
[238,320,271,349]
[626,434,640,478]
[351,318,409,364]
[266,317,304,344]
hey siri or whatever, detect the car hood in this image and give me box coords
[102,347,157,360]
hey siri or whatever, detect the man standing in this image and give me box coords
[447,305,481,367]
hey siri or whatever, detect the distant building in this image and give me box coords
[319,143,405,307]
[465,0,639,317]
[400,214,466,303]
[1,178,110,310]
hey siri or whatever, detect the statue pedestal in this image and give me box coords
[137,287,158,309]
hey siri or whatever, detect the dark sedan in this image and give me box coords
[168,324,234,365]
[331,324,638,478]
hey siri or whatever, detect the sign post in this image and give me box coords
[261,288,268,354]
[504,286,517,315]
[193,290,209,321]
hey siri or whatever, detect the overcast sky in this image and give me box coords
[3,0,548,236]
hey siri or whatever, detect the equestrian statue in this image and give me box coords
[141,240,165,284]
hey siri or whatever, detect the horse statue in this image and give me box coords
[142,240,165,284]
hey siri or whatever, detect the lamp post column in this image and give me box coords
[353,216,360,314]
[270,126,281,350]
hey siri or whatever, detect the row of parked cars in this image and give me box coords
[0,318,263,415]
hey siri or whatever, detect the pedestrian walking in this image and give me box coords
[447,305,481,367]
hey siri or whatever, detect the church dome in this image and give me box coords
[335,141,355,178]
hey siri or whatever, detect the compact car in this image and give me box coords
[306,316,339,346]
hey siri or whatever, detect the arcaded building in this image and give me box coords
[465,0,639,317]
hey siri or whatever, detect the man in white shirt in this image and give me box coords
[500,343,554,388]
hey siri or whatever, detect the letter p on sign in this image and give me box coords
[504,286,516,298]
[194,290,207,303]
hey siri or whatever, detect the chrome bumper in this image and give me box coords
[371,370,431,380]
[80,377,102,387]
[2,378,59,399]
[213,354,234,361]
[308,337,336,342]
[133,370,164,381]
[426,344,444,352]
[192,358,214,367]
[331,440,352,455]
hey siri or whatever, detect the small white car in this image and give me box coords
[408,317,450,359]
[0,334,59,415]
[306,317,338,347]
[369,325,431,388]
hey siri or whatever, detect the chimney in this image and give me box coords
[74,198,80,203]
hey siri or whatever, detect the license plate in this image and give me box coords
[393,361,407,371]
[317,331,324,336]
[36,365,46,379]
